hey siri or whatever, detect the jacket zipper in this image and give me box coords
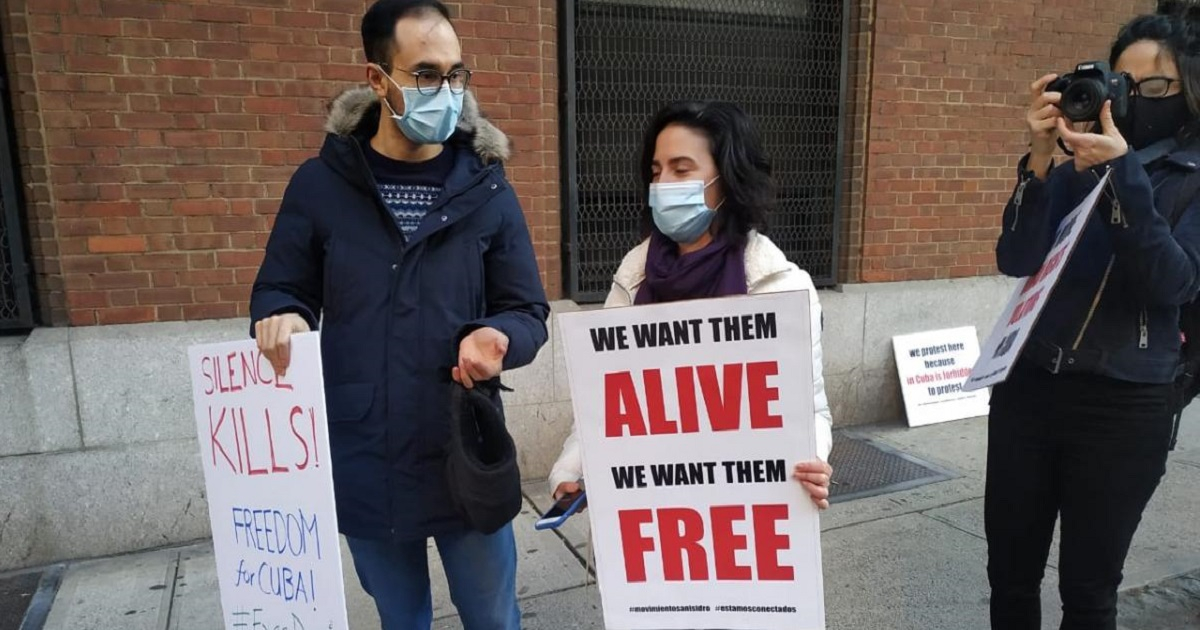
[1072,256,1115,350]
[1010,179,1029,230]
[1139,308,1149,349]
[1107,176,1127,227]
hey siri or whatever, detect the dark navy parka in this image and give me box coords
[250,87,549,541]
[997,142,1200,383]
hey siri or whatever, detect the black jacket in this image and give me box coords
[997,142,1200,383]
[251,87,549,540]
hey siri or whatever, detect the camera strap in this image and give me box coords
[1135,137,1178,166]
[1168,168,1200,227]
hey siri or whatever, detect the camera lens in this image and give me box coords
[1061,79,1106,122]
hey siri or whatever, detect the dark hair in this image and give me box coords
[639,101,773,245]
[1111,1,1200,140]
[361,0,452,69]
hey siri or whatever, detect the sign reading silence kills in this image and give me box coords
[187,333,349,630]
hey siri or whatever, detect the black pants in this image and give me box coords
[985,361,1174,630]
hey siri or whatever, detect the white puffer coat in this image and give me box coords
[548,232,834,492]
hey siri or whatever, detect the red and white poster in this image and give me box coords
[558,292,824,630]
[187,332,349,630]
[964,172,1110,391]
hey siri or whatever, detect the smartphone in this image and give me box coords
[535,492,587,530]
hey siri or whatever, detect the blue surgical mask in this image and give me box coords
[648,177,723,244]
[381,71,463,145]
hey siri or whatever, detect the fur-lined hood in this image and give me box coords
[324,86,511,164]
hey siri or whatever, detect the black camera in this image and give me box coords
[1048,61,1130,123]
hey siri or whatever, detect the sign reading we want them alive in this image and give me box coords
[559,291,825,630]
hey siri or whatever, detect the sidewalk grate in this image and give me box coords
[0,571,39,630]
[828,431,956,504]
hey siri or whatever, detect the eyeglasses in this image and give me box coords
[380,63,472,96]
[1130,75,1179,98]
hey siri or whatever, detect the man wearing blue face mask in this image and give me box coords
[249,1,549,628]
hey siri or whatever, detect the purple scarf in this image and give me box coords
[634,229,748,305]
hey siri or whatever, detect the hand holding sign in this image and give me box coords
[254,313,311,378]
[793,460,833,510]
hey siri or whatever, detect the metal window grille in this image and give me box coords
[0,38,34,331]
[561,0,850,301]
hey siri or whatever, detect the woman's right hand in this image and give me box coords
[552,481,587,513]
[553,481,582,500]
[1027,73,1063,177]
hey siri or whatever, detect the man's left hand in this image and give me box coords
[453,327,509,389]
[1057,100,1129,172]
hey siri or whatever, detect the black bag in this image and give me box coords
[445,383,523,534]
[1165,169,1200,449]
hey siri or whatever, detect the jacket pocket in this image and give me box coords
[461,238,486,319]
[321,240,337,319]
[326,383,375,423]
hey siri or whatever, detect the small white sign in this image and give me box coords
[965,172,1110,391]
[187,332,349,630]
[558,292,824,630]
[893,326,990,426]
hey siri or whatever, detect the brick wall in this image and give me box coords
[3,0,1169,325]
[851,0,1155,282]
[1,0,558,326]
[457,0,560,300]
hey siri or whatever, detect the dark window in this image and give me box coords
[0,31,35,330]
[561,0,850,301]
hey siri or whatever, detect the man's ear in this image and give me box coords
[366,64,389,100]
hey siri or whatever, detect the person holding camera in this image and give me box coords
[988,3,1200,629]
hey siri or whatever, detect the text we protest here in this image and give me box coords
[187,333,348,630]
[904,341,972,397]
[559,292,824,630]
[892,326,989,427]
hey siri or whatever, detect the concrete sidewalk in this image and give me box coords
[18,411,1200,630]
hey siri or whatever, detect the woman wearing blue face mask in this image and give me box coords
[548,100,834,510]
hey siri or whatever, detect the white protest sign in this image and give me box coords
[559,292,824,630]
[187,332,348,630]
[892,326,990,426]
[964,172,1110,391]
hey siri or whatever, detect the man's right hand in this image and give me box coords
[1027,73,1063,179]
[255,313,310,377]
